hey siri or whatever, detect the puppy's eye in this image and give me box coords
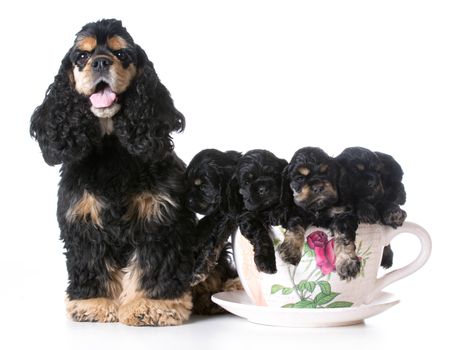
[115,50,126,60]
[295,175,305,182]
[78,52,90,60]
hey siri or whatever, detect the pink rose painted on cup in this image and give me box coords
[307,231,336,275]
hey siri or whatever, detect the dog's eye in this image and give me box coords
[77,52,90,62]
[295,175,305,182]
[115,50,126,60]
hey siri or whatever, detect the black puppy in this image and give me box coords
[229,150,288,274]
[336,147,407,268]
[185,149,241,284]
[278,147,361,280]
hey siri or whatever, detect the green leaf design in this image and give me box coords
[271,284,285,294]
[282,287,294,295]
[293,300,316,308]
[325,301,354,308]
[314,292,340,306]
[303,243,310,255]
[297,281,316,293]
[282,303,295,308]
[318,281,331,295]
[307,247,315,258]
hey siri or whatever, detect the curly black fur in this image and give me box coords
[228,150,288,274]
[30,19,196,320]
[185,149,241,285]
[336,147,407,268]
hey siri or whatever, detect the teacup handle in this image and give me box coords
[365,221,432,304]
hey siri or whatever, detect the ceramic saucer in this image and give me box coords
[212,290,399,327]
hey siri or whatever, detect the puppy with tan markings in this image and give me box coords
[278,147,361,280]
[30,19,196,326]
[186,149,241,285]
[336,147,407,268]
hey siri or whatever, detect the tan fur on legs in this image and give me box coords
[334,237,361,280]
[118,293,192,326]
[66,297,118,322]
[223,277,243,291]
[277,225,306,265]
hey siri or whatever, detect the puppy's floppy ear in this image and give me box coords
[279,164,292,205]
[226,175,242,215]
[114,45,185,160]
[30,49,101,165]
[336,160,351,202]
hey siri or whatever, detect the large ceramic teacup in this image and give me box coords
[233,222,431,308]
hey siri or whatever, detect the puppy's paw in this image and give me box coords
[190,273,208,287]
[382,208,407,228]
[381,244,394,269]
[336,254,361,281]
[66,297,118,322]
[357,204,380,224]
[277,241,302,266]
[118,294,192,327]
[254,254,277,274]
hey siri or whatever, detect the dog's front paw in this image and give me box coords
[335,250,361,281]
[381,244,394,269]
[66,297,118,322]
[254,254,277,274]
[357,203,380,224]
[277,240,302,266]
[118,294,192,327]
[382,208,407,228]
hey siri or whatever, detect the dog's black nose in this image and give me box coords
[312,183,324,194]
[92,57,113,72]
[258,186,269,196]
[367,174,379,188]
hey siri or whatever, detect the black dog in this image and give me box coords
[337,147,407,268]
[185,149,241,284]
[228,150,288,274]
[278,147,361,280]
[30,19,196,326]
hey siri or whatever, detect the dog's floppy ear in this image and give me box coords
[279,164,292,205]
[336,160,352,202]
[114,45,185,161]
[30,49,101,165]
[226,175,242,216]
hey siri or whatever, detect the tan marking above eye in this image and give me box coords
[76,36,97,52]
[319,164,329,173]
[107,35,128,51]
[298,167,310,176]
[194,179,202,186]
[356,164,365,171]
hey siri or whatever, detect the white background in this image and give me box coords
[0,0,461,349]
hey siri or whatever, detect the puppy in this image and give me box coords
[191,243,242,315]
[229,150,288,274]
[30,19,196,326]
[185,149,241,284]
[278,147,361,280]
[336,147,407,268]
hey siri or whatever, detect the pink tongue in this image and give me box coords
[90,86,116,108]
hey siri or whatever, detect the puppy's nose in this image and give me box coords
[312,183,324,194]
[367,174,379,188]
[92,57,113,72]
[258,186,269,196]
